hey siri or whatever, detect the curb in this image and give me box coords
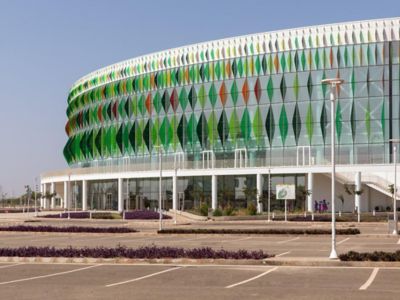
[0,256,264,265]
[263,258,400,268]
[1,256,400,267]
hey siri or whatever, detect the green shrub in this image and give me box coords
[224,204,235,216]
[212,208,223,217]
[247,202,257,215]
[92,212,121,219]
[199,202,209,216]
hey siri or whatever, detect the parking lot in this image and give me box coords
[1,230,399,259]
[0,263,399,299]
[1,216,400,299]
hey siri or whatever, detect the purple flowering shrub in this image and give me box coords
[339,250,400,261]
[42,212,90,219]
[0,225,136,233]
[123,210,171,220]
[158,228,360,235]
[0,245,270,259]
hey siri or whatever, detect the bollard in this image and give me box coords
[373,209,376,216]
[311,212,314,221]
[339,211,342,217]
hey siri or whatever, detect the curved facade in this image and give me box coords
[65,18,400,169]
[42,18,400,213]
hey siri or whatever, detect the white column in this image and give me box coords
[256,173,263,213]
[82,180,88,211]
[50,182,55,209]
[63,181,69,210]
[40,184,44,208]
[212,175,217,210]
[307,172,313,212]
[118,178,123,212]
[172,174,178,210]
[355,172,361,221]
[42,183,47,209]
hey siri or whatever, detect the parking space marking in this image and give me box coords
[0,264,101,285]
[337,237,350,245]
[275,251,291,257]
[0,263,21,269]
[359,268,379,290]
[106,266,182,287]
[173,236,210,243]
[221,237,252,243]
[225,266,279,288]
[277,237,300,244]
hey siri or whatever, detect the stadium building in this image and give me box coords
[41,18,400,214]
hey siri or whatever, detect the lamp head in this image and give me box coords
[321,78,344,85]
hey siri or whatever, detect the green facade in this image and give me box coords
[64,23,400,168]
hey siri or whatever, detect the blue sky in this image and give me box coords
[0,0,398,196]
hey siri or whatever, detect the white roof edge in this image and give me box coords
[70,17,400,92]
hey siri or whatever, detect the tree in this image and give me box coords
[338,194,345,212]
[297,185,312,212]
[344,183,363,196]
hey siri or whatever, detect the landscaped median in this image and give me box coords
[0,245,271,262]
[157,228,361,235]
[41,210,171,220]
[0,225,137,233]
[339,250,400,261]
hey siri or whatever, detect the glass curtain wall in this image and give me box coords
[123,178,172,211]
[261,174,306,212]
[177,176,211,211]
[87,180,118,210]
[217,175,256,209]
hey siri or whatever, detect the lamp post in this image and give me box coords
[268,168,271,222]
[389,139,400,235]
[321,78,344,260]
[155,146,163,231]
[34,177,38,217]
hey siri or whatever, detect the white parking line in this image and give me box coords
[277,237,300,244]
[225,267,279,289]
[359,268,379,290]
[0,264,101,285]
[0,263,21,269]
[275,251,291,257]
[106,266,182,287]
[174,236,210,243]
[221,237,252,243]
[337,237,350,245]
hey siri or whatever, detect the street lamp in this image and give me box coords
[34,177,38,217]
[154,146,163,231]
[389,139,400,235]
[268,168,271,222]
[321,77,344,260]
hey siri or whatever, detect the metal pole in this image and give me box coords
[322,78,343,260]
[393,145,398,235]
[159,147,163,231]
[268,168,271,222]
[284,199,287,222]
[329,83,338,259]
[34,178,38,217]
